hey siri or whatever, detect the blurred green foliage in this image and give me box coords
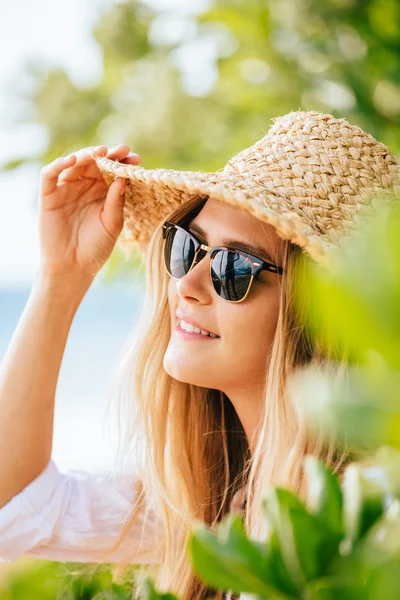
[293,198,400,451]
[143,455,400,599]
[0,559,135,599]
[2,0,399,280]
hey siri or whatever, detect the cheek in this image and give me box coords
[222,292,280,359]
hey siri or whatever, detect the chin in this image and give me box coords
[163,360,212,388]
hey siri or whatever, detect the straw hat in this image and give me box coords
[96,110,400,268]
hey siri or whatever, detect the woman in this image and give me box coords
[0,110,398,600]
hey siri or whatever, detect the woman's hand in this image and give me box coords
[38,144,140,281]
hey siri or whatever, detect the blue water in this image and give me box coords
[0,277,145,474]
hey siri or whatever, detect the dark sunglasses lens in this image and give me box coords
[211,251,252,301]
[164,226,196,278]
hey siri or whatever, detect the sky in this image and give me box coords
[0,0,110,288]
[0,0,209,289]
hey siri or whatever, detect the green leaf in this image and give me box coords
[342,463,386,546]
[267,528,301,597]
[263,488,305,527]
[360,499,400,559]
[298,202,400,371]
[365,556,400,600]
[304,456,344,537]
[263,488,341,586]
[263,488,309,589]
[188,513,294,598]
[305,576,364,600]
[141,576,180,600]
[287,507,342,581]
[375,446,400,499]
[262,489,307,591]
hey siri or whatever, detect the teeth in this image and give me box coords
[179,319,219,338]
[180,320,195,333]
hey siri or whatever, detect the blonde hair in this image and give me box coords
[102,195,364,599]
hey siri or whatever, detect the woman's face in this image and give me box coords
[164,197,285,399]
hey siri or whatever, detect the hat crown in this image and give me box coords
[222,111,400,244]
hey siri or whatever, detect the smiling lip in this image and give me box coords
[174,322,220,339]
[175,311,220,340]
[175,312,220,338]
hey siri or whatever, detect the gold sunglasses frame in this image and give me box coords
[162,221,284,303]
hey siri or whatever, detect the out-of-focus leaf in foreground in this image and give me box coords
[141,576,180,600]
[184,458,400,599]
[298,199,400,369]
[188,513,294,598]
[291,197,400,450]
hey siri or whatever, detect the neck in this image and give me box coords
[224,384,264,456]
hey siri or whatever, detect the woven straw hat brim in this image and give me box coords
[96,110,400,269]
[96,157,333,267]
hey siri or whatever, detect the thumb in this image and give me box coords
[101,177,127,239]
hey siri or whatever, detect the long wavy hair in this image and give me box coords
[101,194,360,600]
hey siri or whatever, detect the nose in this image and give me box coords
[176,250,212,301]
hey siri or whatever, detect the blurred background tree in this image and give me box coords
[2,0,399,278]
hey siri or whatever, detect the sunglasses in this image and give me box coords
[161,220,284,303]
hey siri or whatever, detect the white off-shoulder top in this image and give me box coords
[0,459,246,565]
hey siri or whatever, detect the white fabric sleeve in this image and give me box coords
[0,460,161,565]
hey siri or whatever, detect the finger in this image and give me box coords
[60,144,136,183]
[92,145,108,157]
[106,144,130,158]
[103,144,141,165]
[100,177,127,239]
[63,145,106,166]
[74,144,140,178]
[58,146,108,183]
[120,152,142,165]
[40,154,77,196]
